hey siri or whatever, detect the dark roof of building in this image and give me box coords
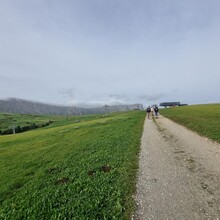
[160,102,180,106]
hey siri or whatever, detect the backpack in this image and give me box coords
[154,107,158,112]
[146,107,151,113]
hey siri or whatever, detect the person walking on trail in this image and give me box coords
[151,106,154,117]
[154,105,159,118]
[146,106,151,119]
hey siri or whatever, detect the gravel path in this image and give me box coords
[134,116,220,220]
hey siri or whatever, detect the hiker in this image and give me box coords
[146,106,151,119]
[154,105,159,118]
[151,106,154,117]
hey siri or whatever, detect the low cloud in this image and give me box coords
[67,97,129,108]
[108,94,131,102]
[138,93,166,102]
[58,88,75,98]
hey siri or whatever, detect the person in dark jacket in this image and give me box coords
[146,106,151,119]
[154,105,159,118]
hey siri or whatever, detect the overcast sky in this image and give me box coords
[0,0,220,108]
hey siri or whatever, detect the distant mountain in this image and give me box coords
[0,98,143,115]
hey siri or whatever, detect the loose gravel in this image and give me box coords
[134,116,220,220]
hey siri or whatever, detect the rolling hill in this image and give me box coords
[0,98,143,115]
[0,111,146,219]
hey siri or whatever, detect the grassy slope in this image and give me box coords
[0,113,66,130]
[0,111,145,219]
[160,104,220,143]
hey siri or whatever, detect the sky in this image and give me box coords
[0,0,220,108]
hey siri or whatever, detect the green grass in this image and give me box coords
[0,113,114,134]
[160,104,220,143]
[0,111,145,219]
[0,113,64,130]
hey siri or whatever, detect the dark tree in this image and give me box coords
[15,125,22,133]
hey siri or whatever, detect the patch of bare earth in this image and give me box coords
[134,116,220,220]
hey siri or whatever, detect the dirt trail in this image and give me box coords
[134,116,220,220]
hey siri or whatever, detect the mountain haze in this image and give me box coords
[0,98,143,115]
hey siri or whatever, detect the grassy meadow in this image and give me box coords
[160,104,220,143]
[0,113,67,131]
[0,111,145,219]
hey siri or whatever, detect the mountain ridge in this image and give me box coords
[0,98,143,115]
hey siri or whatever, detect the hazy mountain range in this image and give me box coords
[0,98,143,115]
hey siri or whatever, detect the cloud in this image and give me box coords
[0,1,220,106]
[58,88,75,98]
[137,94,166,102]
[67,97,129,108]
[67,92,167,108]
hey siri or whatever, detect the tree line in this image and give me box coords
[0,121,53,135]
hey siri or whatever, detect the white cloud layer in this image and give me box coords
[0,0,220,107]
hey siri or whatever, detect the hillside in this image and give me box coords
[0,111,146,219]
[0,98,143,115]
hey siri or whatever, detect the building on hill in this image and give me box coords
[160,102,188,108]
